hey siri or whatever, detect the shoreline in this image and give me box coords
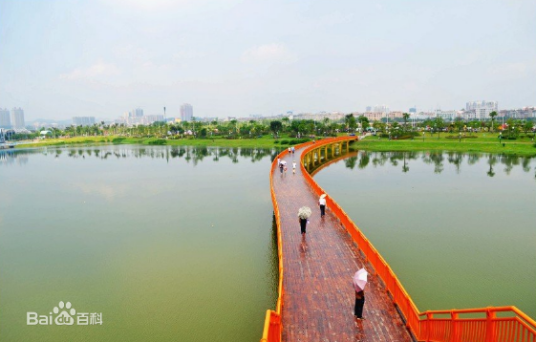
[10,134,536,156]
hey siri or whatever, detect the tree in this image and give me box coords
[357,115,369,131]
[344,114,357,131]
[402,113,410,132]
[270,120,283,137]
[489,111,497,132]
[433,117,445,139]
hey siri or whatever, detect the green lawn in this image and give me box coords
[355,133,536,156]
[15,132,536,156]
[15,134,308,149]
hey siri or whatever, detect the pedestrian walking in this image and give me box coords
[292,161,297,174]
[298,206,312,235]
[288,147,291,153]
[277,157,281,167]
[354,290,365,320]
[319,194,327,218]
[279,163,284,174]
[291,146,295,154]
[353,268,368,320]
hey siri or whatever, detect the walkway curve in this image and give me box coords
[261,136,536,342]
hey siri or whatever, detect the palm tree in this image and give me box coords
[489,111,497,132]
[402,113,410,131]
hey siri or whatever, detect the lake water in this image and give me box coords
[314,150,536,319]
[2,147,535,342]
[0,146,279,342]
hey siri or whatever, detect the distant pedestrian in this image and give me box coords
[279,163,284,174]
[292,161,297,174]
[319,194,327,218]
[291,146,295,154]
[277,157,281,167]
[288,147,291,153]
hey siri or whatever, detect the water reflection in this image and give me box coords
[0,146,276,166]
[343,151,536,178]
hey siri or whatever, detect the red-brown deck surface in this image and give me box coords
[273,146,413,342]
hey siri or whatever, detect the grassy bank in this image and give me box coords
[15,135,311,149]
[15,133,536,156]
[354,134,536,156]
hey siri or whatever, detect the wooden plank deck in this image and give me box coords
[273,145,413,342]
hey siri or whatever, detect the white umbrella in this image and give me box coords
[280,160,287,165]
[320,194,327,199]
[352,268,368,291]
[298,206,312,219]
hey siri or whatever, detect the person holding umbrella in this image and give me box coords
[353,268,368,320]
[319,194,327,218]
[298,206,311,234]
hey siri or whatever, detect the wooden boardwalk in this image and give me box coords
[273,145,413,342]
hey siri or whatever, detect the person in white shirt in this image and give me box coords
[292,161,297,174]
[319,194,327,218]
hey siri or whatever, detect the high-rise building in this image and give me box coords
[131,108,144,118]
[73,116,96,126]
[373,105,390,113]
[409,107,417,113]
[11,107,25,129]
[365,106,372,112]
[0,108,11,128]
[180,103,193,122]
[465,100,498,119]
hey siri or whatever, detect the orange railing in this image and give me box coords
[298,136,536,342]
[262,136,536,342]
[261,141,314,342]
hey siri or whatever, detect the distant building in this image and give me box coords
[11,107,25,129]
[142,115,164,124]
[499,107,536,120]
[362,112,383,121]
[373,105,390,113]
[435,110,457,121]
[0,108,11,128]
[131,108,144,118]
[0,128,5,143]
[73,116,96,126]
[465,101,498,120]
[365,106,372,112]
[180,103,193,122]
[409,107,417,114]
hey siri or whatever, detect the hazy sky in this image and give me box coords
[1,0,535,121]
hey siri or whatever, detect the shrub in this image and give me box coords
[280,139,289,145]
[446,135,478,139]
[147,139,167,145]
[112,137,126,144]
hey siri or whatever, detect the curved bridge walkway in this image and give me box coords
[272,141,412,342]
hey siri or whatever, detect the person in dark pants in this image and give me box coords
[319,194,327,218]
[299,217,307,234]
[354,289,365,320]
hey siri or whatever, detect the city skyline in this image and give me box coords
[1,0,535,121]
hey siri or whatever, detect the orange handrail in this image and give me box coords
[261,141,315,342]
[262,136,536,342]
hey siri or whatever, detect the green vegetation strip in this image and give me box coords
[16,133,536,156]
[355,135,536,156]
[16,135,309,149]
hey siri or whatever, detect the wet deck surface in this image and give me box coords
[273,146,413,342]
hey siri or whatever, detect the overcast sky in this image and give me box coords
[1,0,535,121]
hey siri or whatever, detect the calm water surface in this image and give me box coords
[314,151,536,318]
[0,146,279,342]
